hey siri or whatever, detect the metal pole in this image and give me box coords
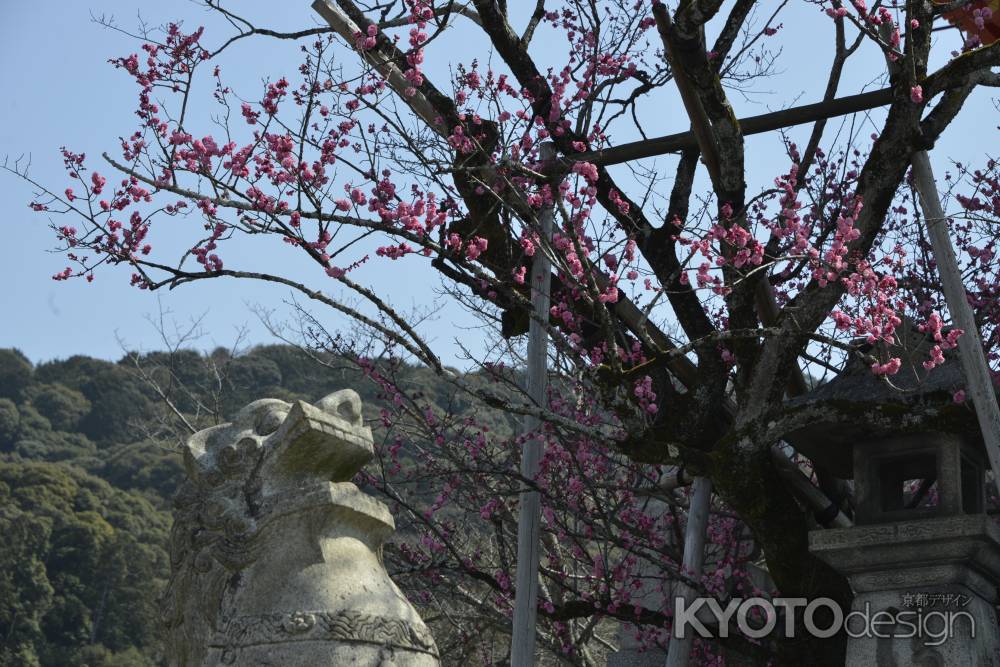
[911,150,1000,480]
[510,142,556,666]
[665,476,713,667]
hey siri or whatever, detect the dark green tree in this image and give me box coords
[28,385,91,433]
[13,433,98,465]
[34,357,113,393]
[0,462,169,667]
[95,441,183,506]
[0,349,33,401]
[0,399,18,449]
[77,368,153,445]
[15,405,52,437]
[0,505,54,667]
[220,354,283,415]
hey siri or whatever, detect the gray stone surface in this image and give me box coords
[161,389,439,666]
[811,514,1000,666]
[607,648,668,666]
[852,432,986,525]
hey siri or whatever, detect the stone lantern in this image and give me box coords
[851,431,985,526]
[786,332,1000,666]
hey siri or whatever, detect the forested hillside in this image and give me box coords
[0,345,503,666]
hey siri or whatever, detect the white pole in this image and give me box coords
[911,150,1000,481]
[665,476,713,667]
[510,142,556,666]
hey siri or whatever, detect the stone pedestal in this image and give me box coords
[810,514,1000,666]
[607,648,668,666]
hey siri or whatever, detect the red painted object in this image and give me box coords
[936,0,1000,47]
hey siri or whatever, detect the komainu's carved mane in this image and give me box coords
[161,397,293,666]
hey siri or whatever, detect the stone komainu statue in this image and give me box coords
[161,389,439,666]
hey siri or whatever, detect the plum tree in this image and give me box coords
[11,1,1000,663]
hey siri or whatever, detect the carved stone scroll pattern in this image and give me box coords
[213,609,439,658]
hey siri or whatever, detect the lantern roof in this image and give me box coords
[782,323,981,477]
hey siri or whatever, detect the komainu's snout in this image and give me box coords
[262,388,375,484]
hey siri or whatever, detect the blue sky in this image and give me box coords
[1,2,995,369]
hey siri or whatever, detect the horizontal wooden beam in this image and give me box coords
[571,87,894,167]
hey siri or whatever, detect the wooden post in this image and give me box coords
[911,150,1000,480]
[665,476,713,667]
[573,88,893,167]
[510,142,556,666]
